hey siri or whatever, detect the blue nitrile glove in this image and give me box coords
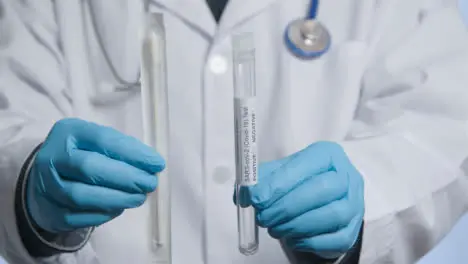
[27,118,165,233]
[247,141,364,259]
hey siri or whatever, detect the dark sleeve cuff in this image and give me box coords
[14,143,93,258]
[285,221,364,264]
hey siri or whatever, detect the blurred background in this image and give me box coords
[417,6,468,264]
[1,1,468,264]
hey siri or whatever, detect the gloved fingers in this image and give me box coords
[233,185,253,208]
[347,168,365,204]
[260,154,298,176]
[256,171,347,227]
[68,119,165,174]
[49,179,147,212]
[267,199,355,239]
[57,149,158,194]
[232,157,294,207]
[285,214,363,255]
[52,209,125,232]
[250,142,337,209]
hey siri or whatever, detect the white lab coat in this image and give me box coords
[1,0,468,263]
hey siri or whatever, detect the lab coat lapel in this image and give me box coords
[150,0,216,38]
[217,0,278,35]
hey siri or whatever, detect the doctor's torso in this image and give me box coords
[56,0,387,263]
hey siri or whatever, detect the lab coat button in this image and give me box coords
[209,55,228,74]
[212,166,233,184]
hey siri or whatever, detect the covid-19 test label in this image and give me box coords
[234,97,258,186]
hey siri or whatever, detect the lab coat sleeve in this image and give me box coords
[286,223,364,264]
[0,1,96,263]
[340,3,468,264]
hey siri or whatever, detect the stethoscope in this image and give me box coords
[89,0,330,105]
[285,0,331,59]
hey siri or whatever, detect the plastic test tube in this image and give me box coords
[140,13,171,263]
[232,32,259,256]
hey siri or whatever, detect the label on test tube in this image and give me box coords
[234,97,258,186]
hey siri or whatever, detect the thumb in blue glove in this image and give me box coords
[27,118,165,233]
[245,141,365,259]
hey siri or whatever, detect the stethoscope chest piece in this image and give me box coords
[285,18,331,60]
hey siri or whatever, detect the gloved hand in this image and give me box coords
[26,118,165,233]
[245,141,365,259]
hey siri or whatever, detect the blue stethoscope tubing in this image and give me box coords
[284,0,332,59]
[307,0,320,19]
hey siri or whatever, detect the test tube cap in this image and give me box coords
[232,32,255,55]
